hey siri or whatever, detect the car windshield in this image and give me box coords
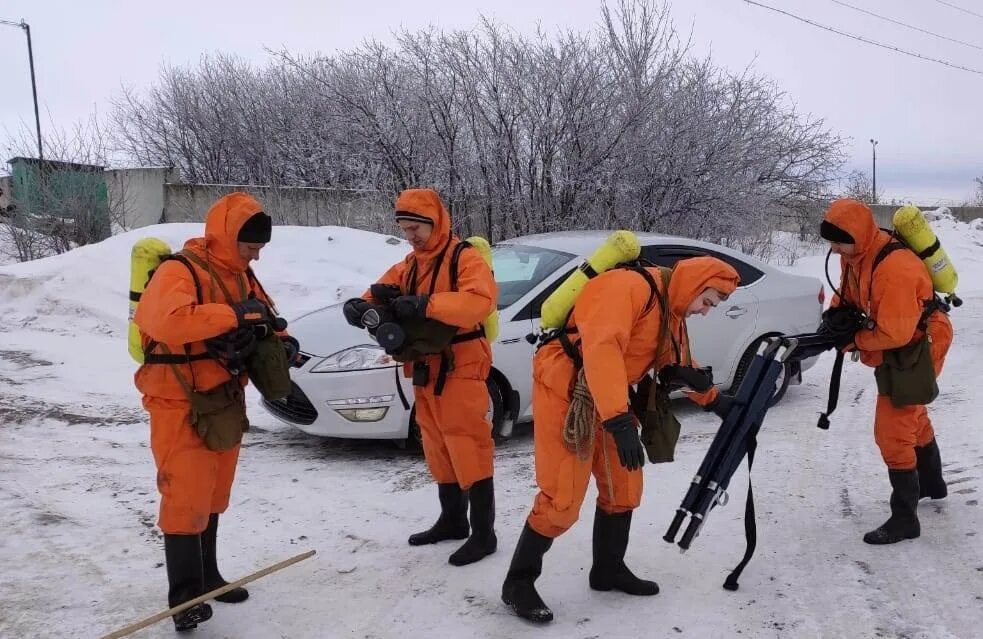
[492,244,574,309]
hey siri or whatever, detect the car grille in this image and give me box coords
[262,381,318,426]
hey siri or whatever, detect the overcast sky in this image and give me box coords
[2,0,981,203]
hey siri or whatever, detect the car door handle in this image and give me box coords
[725,306,748,319]
[499,337,522,344]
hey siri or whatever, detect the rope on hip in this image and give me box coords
[562,368,596,461]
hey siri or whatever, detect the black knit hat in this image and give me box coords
[819,220,855,244]
[237,212,272,243]
[394,210,434,226]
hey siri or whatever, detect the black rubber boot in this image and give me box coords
[449,477,497,566]
[202,513,249,603]
[588,508,659,596]
[408,483,469,546]
[916,439,947,500]
[501,523,554,623]
[164,533,213,631]
[863,469,921,545]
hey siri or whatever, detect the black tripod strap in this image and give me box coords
[817,349,845,430]
[724,436,758,591]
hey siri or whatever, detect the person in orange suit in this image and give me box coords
[501,256,740,623]
[819,198,953,545]
[343,188,498,566]
[134,192,298,630]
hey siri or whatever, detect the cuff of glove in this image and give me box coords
[601,413,635,433]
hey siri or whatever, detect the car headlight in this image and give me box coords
[310,345,396,373]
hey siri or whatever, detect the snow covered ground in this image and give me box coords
[1,215,982,639]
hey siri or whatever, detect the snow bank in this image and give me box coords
[0,223,407,407]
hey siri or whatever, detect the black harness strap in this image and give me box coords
[816,350,845,430]
[143,351,213,365]
[724,437,759,591]
[142,253,206,385]
[544,264,667,371]
[434,326,487,396]
[419,239,490,396]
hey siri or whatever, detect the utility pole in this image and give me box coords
[869,138,878,204]
[1,18,43,160]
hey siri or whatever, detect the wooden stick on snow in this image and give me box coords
[99,549,316,639]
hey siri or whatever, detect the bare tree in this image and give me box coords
[1,115,131,261]
[841,170,874,203]
[973,176,983,206]
[109,0,846,254]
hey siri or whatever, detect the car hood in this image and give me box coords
[289,303,373,358]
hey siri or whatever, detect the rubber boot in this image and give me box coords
[588,508,659,595]
[916,439,947,500]
[202,513,249,603]
[449,477,497,566]
[164,533,213,631]
[501,523,554,623]
[408,483,469,546]
[863,469,921,545]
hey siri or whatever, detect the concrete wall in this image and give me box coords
[106,166,179,230]
[869,204,983,227]
[162,183,392,231]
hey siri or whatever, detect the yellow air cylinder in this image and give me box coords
[128,237,173,363]
[540,230,641,330]
[892,205,958,296]
[464,235,500,342]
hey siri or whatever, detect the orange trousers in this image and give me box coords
[527,374,642,539]
[414,377,495,490]
[873,319,953,470]
[144,396,240,534]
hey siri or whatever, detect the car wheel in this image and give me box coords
[407,377,506,450]
[728,335,792,408]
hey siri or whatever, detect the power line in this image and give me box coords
[829,0,983,51]
[934,0,983,22]
[744,0,983,77]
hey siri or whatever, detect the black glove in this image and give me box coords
[705,393,735,419]
[820,305,867,336]
[660,364,714,392]
[602,413,645,471]
[369,283,403,304]
[232,298,272,330]
[392,294,429,321]
[205,327,257,370]
[343,298,372,328]
[282,335,300,364]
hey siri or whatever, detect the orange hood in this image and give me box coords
[395,188,453,257]
[822,198,882,264]
[668,256,741,316]
[184,192,265,273]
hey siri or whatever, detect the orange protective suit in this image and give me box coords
[134,193,281,534]
[365,188,497,489]
[527,257,740,538]
[824,199,953,470]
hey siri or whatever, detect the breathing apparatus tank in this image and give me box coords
[128,237,173,363]
[463,235,500,342]
[539,230,641,330]
[892,205,961,306]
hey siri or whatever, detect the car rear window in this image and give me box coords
[640,245,764,286]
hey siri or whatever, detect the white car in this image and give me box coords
[263,231,824,442]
